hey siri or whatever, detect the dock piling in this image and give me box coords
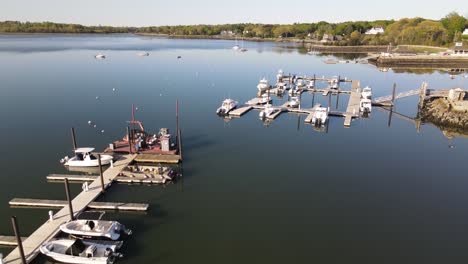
[71,127,77,151]
[11,216,26,264]
[98,154,105,193]
[64,178,74,221]
[391,83,397,105]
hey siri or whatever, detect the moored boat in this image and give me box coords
[312,107,329,126]
[257,78,271,92]
[216,99,238,115]
[60,220,132,241]
[61,148,113,167]
[40,239,123,264]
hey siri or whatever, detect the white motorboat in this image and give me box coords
[296,79,305,88]
[329,76,339,89]
[232,45,240,51]
[259,104,279,119]
[312,107,329,126]
[40,239,122,264]
[259,93,271,104]
[216,99,238,115]
[307,80,315,89]
[360,98,372,113]
[361,86,372,99]
[257,78,271,92]
[61,148,113,167]
[276,69,284,81]
[289,96,300,108]
[95,54,106,59]
[60,220,132,241]
[137,52,150,57]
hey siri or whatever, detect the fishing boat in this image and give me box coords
[312,107,329,126]
[40,239,123,264]
[95,54,106,59]
[259,104,279,119]
[289,96,300,108]
[61,148,113,167]
[257,78,271,92]
[361,86,372,99]
[216,99,238,115]
[60,220,132,241]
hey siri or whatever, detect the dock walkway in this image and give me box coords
[4,154,136,264]
[344,80,362,126]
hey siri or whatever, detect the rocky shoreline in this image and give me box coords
[421,98,468,129]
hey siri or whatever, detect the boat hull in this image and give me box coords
[65,155,113,167]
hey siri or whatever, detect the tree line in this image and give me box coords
[0,12,466,46]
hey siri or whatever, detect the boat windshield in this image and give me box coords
[74,153,84,161]
[66,240,87,256]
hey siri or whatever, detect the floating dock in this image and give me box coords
[229,106,253,117]
[3,154,136,264]
[9,198,149,212]
[344,80,362,127]
[0,236,26,247]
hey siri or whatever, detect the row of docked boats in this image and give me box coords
[40,219,132,264]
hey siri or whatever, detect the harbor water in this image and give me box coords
[0,34,467,263]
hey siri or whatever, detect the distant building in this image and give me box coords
[321,34,334,43]
[452,43,468,56]
[463,28,468,35]
[220,30,235,36]
[365,27,384,35]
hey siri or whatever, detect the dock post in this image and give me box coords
[11,216,27,264]
[64,178,74,221]
[71,127,77,151]
[127,127,132,154]
[178,129,183,162]
[391,83,397,105]
[98,154,105,192]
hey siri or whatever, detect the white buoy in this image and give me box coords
[101,130,105,133]
[93,125,97,128]
[112,88,116,92]
[135,107,139,111]
[96,96,100,100]
[49,210,54,221]
[88,121,92,125]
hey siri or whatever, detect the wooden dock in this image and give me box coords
[0,236,27,247]
[134,154,180,164]
[229,106,253,117]
[47,174,172,185]
[344,80,361,127]
[9,198,149,212]
[3,154,136,264]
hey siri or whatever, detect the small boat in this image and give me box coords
[61,148,113,167]
[276,69,284,81]
[329,76,339,89]
[360,98,372,114]
[259,104,279,119]
[232,45,240,51]
[137,52,150,57]
[40,239,123,264]
[307,80,315,89]
[312,107,329,126]
[257,78,271,92]
[216,99,238,115]
[259,93,271,104]
[95,54,106,59]
[361,86,372,99]
[323,58,337,64]
[60,220,132,241]
[296,79,305,88]
[289,96,300,108]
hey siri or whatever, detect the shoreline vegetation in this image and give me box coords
[0,12,466,47]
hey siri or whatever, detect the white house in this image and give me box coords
[365,27,384,35]
[463,28,468,35]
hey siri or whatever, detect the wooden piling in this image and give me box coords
[98,154,105,193]
[391,83,397,105]
[11,216,26,264]
[178,129,183,161]
[71,127,77,151]
[64,178,74,221]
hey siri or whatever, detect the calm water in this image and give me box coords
[0,34,468,264]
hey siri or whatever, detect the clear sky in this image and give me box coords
[1,0,467,27]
